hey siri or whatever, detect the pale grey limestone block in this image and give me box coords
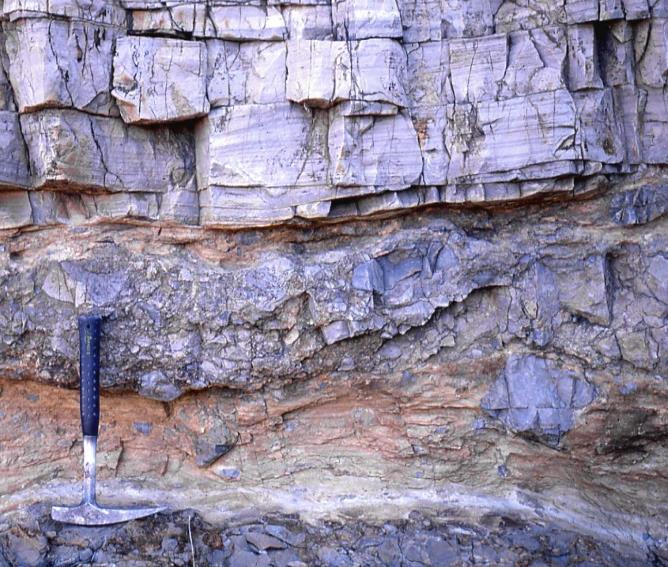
[286,39,408,108]
[495,0,566,33]
[598,21,635,87]
[286,40,348,107]
[395,0,442,42]
[441,0,501,38]
[0,111,30,189]
[328,107,422,190]
[621,0,650,19]
[3,0,126,26]
[449,34,508,103]
[199,182,421,221]
[197,184,329,211]
[499,28,567,98]
[198,181,400,216]
[28,190,163,225]
[21,109,196,193]
[85,192,160,222]
[207,41,286,107]
[574,89,625,164]
[159,189,199,225]
[352,186,440,216]
[409,105,449,185]
[567,24,604,91]
[200,193,295,229]
[445,90,579,182]
[456,161,583,185]
[195,104,329,190]
[442,183,515,204]
[565,0,599,23]
[639,87,668,164]
[443,183,490,204]
[112,36,209,124]
[296,199,331,218]
[405,41,452,107]
[282,5,333,39]
[29,191,87,225]
[443,178,574,204]
[345,39,411,109]
[5,17,120,115]
[192,5,287,41]
[0,190,31,228]
[636,18,668,88]
[130,4,198,35]
[331,0,402,40]
[240,182,408,211]
[613,85,642,164]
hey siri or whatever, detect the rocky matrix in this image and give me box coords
[0,0,667,564]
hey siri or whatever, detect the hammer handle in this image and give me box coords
[79,315,101,437]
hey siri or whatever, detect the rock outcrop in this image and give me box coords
[0,508,656,566]
[0,0,666,229]
[0,0,666,563]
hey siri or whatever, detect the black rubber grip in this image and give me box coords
[79,314,101,437]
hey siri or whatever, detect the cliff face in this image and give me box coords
[0,0,666,564]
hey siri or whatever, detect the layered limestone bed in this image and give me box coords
[1,508,657,566]
[0,0,667,564]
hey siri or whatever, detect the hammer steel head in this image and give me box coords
[51,502,166,526]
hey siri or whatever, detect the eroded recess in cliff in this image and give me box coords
[0,0,667,562]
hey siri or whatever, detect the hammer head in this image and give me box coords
[51,502,166,526]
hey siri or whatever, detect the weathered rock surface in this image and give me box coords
[128,4,289,41]
[282,5,334,40]
[207,41,287,107]
[193,6,287,41]
[286,38,408,108]
[328,107,422,189]
[2,0,127,26]
[331,0,402,40]
[4,17,121,116]
[0,0,667,563]
[2,508,662,566]
[21,109,196,193]
[197,103,328,190]
[112,36,209,124]
[0,112,30,189]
